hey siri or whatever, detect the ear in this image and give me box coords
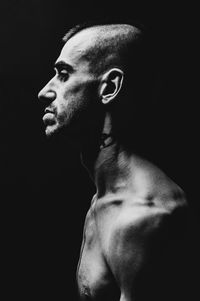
[99,68,124,105]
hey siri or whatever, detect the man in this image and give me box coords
[38,22,189,301]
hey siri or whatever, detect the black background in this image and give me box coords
[0,1,199,300]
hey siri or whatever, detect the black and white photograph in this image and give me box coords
[1,1,199,300]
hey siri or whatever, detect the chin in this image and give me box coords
[44,124,83,148]
[45,124,61,138]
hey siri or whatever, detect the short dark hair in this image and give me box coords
[63,18,147,43]
[62,20,157,83]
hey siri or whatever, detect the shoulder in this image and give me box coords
[109,164,189,240]
[107,191,188,258]
[131,160,188,213]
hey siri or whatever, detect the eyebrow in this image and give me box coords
[54,61,74,73]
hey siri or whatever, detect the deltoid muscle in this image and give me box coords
[77,184,188,301]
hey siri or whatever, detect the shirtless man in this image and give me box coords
[38,22,188,301]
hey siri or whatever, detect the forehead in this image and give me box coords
[56,29,96,67]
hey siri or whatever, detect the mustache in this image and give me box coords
[44,107,57,115]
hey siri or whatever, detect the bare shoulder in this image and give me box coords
[105,165,192,301]
[106,162,189,245]
[106,168,189,260]
[131,159,188,213]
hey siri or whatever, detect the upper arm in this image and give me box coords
[107,206,169,276]
[105,202,188,300]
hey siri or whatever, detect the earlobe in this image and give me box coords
[100,68,124,105]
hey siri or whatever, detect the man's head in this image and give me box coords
[38,22,153,144]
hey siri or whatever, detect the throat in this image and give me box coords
[80,112,132,196]
[94,142,132,197]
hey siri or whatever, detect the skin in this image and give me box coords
[38,32,101,141]
[38,25,188,301]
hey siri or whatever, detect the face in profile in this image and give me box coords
[38,31,101,141]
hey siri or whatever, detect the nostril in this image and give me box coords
[45,91,56,99]
[38,90,56,104]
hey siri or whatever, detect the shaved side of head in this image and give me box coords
[63,23,145,76]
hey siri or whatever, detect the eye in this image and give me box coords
[55,68,69,81]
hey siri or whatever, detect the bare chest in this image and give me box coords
[76,197,120,300]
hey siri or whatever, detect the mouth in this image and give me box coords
[43,109,55,125]
[44,108,54,114]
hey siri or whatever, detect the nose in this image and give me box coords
[38,82,56,105]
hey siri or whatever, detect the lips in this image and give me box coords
[43,109,55,125]
[44,108,54,114]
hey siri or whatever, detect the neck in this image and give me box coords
[81,112,133,198]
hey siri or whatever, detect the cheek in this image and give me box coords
[55,80,99,127]
[56,93,86,126]
[61,83,90,110]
